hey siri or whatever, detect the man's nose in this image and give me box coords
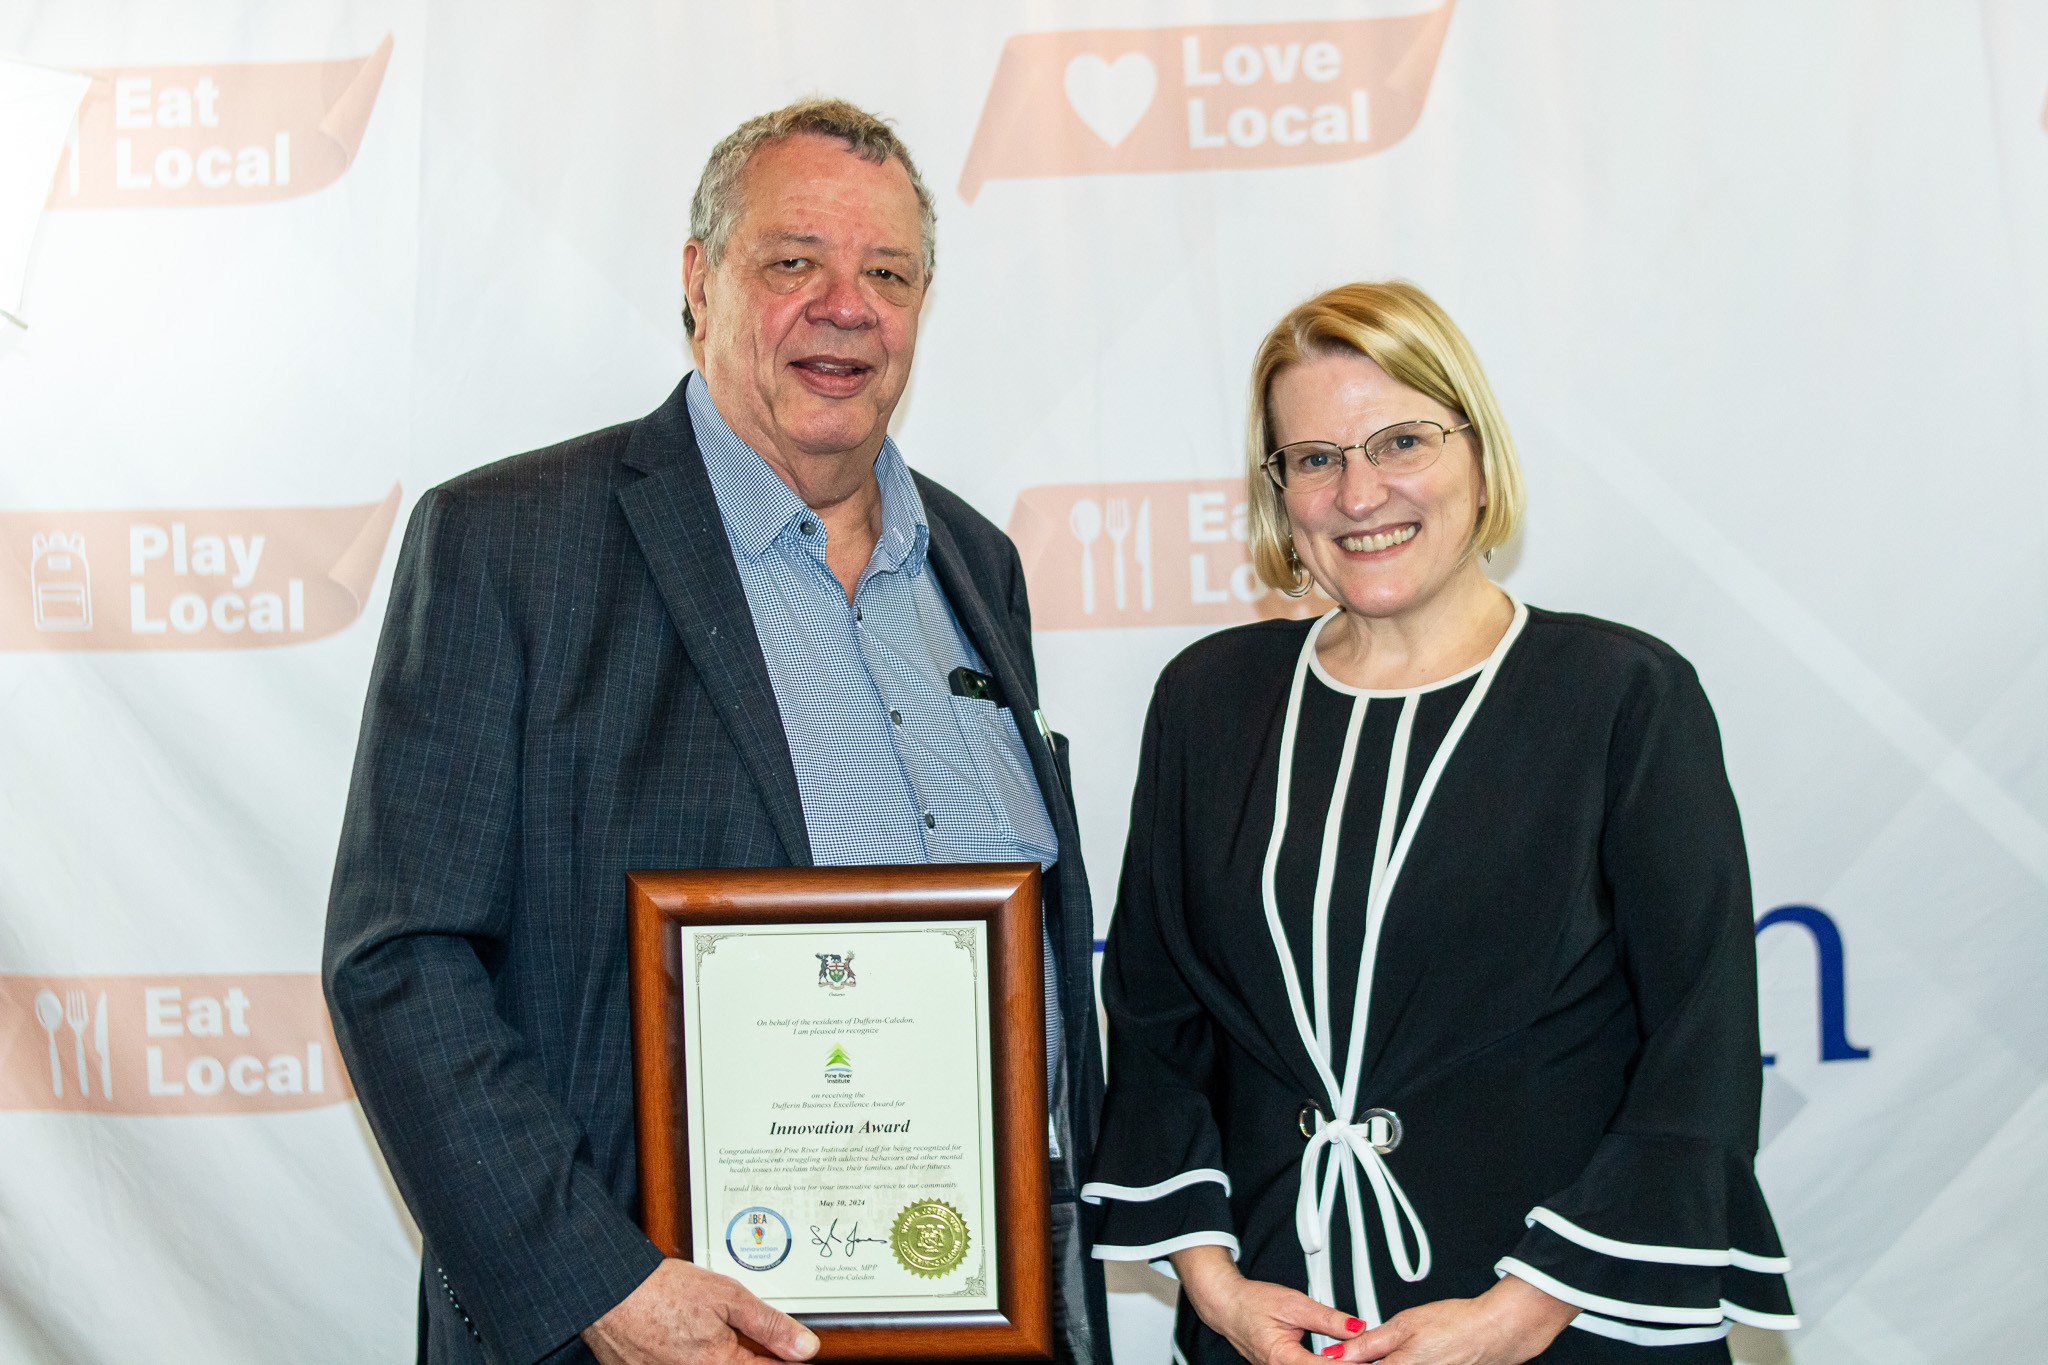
[805,266,876,329]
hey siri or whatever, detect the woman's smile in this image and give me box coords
[1334,523,1418,555]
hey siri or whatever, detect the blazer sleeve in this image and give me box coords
[1496,653,1798,1346]
[322,487,662,1364]
[1084,672,1239,1266]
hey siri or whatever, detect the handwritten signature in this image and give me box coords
[810,1219,889,1259]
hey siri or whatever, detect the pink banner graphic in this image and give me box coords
[3,484,400,651]
[1008,479,1332,631]
[47,35,392,209]
[0,973,351,1116]
[959,6,1454,202]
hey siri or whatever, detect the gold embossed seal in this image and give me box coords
[889,1198,970,1278]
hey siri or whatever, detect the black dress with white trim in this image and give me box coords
[1085,604,1797,1362]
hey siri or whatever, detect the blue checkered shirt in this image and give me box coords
[687,375,1065,1075]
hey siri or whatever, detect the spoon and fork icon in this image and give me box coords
[33,987,109,1099]
[1068,495,1153,614]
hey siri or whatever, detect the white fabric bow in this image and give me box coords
[1296,1113,1432,1335]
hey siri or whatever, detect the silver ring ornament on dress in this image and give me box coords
[1297,1100,1327,1140]
[1358,1108,1402,1153]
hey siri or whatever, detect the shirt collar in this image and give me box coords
[686,372,929,573]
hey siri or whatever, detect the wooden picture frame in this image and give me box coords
[626,864,1054,1362]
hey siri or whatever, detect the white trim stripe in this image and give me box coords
[1305,635,1494,697]
[1723,1301,1802,1331]
[1258,628,1344,1110]
[1334,688,1417,1116]
[1496,1258,1723,1326]
[1309,694,1368,1059]
[1091,1232,1240,1263]
[1526,1206,1793,1273]
[1498,1259,1802,1333]
[1080,1169,1231,1205]
[1333,600,1530,1127]
[1569,1313,1732,1347]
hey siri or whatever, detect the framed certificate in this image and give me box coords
[626,865,1053,1362]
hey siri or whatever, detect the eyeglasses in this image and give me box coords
[1262,420,1472,491]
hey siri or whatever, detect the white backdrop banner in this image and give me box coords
[2,2,2043,1362]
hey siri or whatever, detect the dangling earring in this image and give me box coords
[1483,547,1493,563]
[1286,539,1310,597]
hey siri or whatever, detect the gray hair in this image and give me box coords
[683,97,937,336]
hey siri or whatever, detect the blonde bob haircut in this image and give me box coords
[1245,281,1524,594]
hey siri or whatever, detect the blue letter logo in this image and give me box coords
[1756,904,1870,1065]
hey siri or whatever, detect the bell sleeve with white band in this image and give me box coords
[1494,655,1798,1346]
[1085,681,1240,1270]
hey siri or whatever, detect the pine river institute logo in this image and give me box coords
[824,1045,852,1083]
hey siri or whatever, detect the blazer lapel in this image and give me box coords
[922,511,1064,814]
[615,379,813,867]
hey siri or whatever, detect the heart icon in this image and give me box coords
[1062,53,1157,149]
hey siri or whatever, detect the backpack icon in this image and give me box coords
[30,532,92,631]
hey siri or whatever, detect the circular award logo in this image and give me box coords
[889,1198,970,1278]
[725,1207,793,1271]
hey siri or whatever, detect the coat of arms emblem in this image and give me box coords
[815,953,857,990]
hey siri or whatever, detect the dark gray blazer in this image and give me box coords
[324,377,1110,1365]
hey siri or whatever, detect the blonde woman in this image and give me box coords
[1085,283,1796,1364]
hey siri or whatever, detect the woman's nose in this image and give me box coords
[1333,453,1390,516]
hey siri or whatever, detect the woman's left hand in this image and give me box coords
[1328,1276,1578,1364]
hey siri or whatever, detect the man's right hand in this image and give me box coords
[583,1258,821,1365]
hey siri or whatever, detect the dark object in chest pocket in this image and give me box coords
[948,665,1006,706]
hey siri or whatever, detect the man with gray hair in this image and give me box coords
[324,98,1109,1364]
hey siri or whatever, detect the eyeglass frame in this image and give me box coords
[1261,419,1473,490]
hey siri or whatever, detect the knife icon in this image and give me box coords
[93,991,110,1099]
[1134,498,1154,611]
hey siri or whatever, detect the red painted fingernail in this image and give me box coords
[1323,1347,1346,1359]
[1346,1317,1364,1333]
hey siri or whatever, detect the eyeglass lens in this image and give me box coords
[1273,422,1448,487]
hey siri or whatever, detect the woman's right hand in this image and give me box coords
[1171,1244,1366,1365]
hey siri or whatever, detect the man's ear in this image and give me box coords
[682,238,711,342]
